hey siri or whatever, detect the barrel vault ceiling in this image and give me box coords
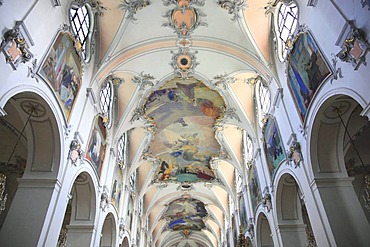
[93,0,273,246]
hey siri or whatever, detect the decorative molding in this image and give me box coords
[212,73,236,89]
[261,189,272,212]
[130,107,146,123]
[86,87,97,105]
[221,107,242,123]
[336,21,370,70]
[132,71,155,90]
[100,186,109,211]
[170,47,199,79]
[0,21,34,70]
[298,124,307,139]
[68,132,84,166]
[119,0,151,22]
[27,58,39,82]
[329,53,343,84]
[217,0,247,22]
[0,173,8,213]
[63,124,73,139]
[287,140,302,168]
[90,1,108,16]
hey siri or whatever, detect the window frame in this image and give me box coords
[99,80,114,128]
[69,1,95,62]
[256,78,271,126]
[274,1,299,62]
[117,133,127,168]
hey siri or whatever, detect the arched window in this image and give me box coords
[99,81,113,128]
[243,130,253,162]
[256,78,271,126]
[236,173,243,194]
[69,2,94,61]
[117,133,126,168]
[275,1,298,61]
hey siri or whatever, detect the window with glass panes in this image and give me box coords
[277,2,298,58]
[258,81,271,116]
[99,82,113,123]
[70,5,90,51]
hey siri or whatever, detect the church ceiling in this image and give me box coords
[94,0,272,246]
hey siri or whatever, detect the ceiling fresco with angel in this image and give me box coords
[143,77,225,183]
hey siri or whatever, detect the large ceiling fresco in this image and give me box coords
[143,77,225,183]
[164,196,208,233]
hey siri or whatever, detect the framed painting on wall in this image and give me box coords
[238,194,248,234]
[262,116,286,180]
[287,30,332,122]
[248,164,262,215]
[111,165,123,213]
[85,116,107,179]
[37,31,82,122]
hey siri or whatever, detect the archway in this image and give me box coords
[64,172,97,246]
[275,173,316,247]
[100,213,117,247]
[0,92,62,246]
[121,236,130,247]
[256,213,273,247]
[309,95,370,246]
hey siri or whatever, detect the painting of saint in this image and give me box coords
[143,77,226,183]
[262,116,286,180]
[85,116,107,178]
[111,165,123,212]
[248,165,262,215]
[287,31,332,122]
[38,31,82,122]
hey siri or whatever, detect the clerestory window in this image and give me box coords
[69,2,94,62]
[99,81,113,128]
[276,1,298,61]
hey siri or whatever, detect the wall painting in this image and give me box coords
[85,116,107,179]
[111,165,123,212]
[164,197,207,231]
[143,77,226,183]
[239,194,248,234]
[287,30,332,122]
[248,164,262,215]
[37,31,82,122]
[262,116,286,180]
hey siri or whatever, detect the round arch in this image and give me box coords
[255,212,275,247]
[307,93,370,246]
[0,91,63,246]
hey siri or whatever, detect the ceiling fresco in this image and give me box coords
[143,77,226,183]
[164,196,208,232]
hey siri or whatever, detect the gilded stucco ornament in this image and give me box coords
[336,21,370,70]
[287,140,302,168]
[0,21,34,70]
[170,47,199,79]
[68,138,84,166]
[217,0,247,22]
[119,0,150,21]
[261,189,272,212]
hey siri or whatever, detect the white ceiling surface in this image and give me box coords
[95,1,271,246]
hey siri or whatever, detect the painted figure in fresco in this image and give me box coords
[88,129,101,170]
